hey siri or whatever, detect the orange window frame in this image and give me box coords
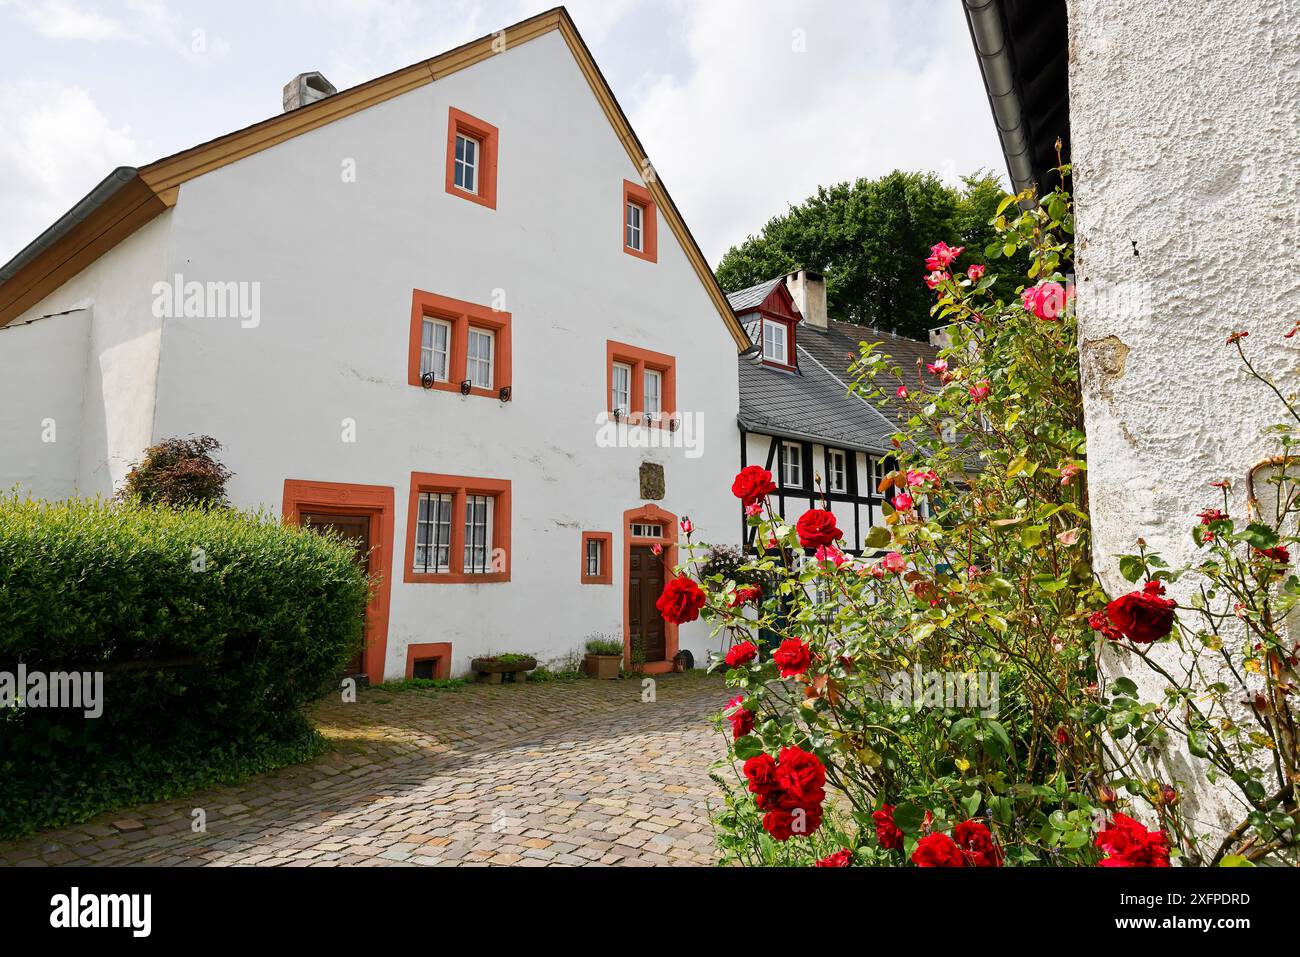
[580,531,614,585]
[408,289,512,400]
[404,472,511,584]
[606,340,676,429]
[622,179,657,263]
[445,107,499,209]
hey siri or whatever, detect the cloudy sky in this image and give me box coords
[0,0,1006,266]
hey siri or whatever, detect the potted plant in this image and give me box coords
[583,635,623,679]
[469,652,537,684]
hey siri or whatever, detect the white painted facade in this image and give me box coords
[1069,0,1300,832]
[0,30,742,680]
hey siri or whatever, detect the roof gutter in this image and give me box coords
[962,0,1035,195]
[0,167,139,284]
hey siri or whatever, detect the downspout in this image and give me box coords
[963,0,1036,195]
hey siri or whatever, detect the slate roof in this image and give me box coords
[725,276,785,313]
[726,279,940,450]
[798,319,941,430]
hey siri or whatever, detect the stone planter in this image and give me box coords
[584,653,621,680]
[470,656,537,684]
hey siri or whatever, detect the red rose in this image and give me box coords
[725,695,754,739]
[743,753,779,800]
[728,584,762,608]
[953,819,1003,867]
[655,574,706,625]
[762,804,824,842]
[1256,545,1291,564]
[872,804,904,850]
[772,638,813,677]
[773,746,826,810]
[1104,580,1176,644]
[725,641,758,666]
[1095,813,1171,867]
[814,849,852,867]
[796,509,843,548]
[912,832,964,867]
[732,466,777,507]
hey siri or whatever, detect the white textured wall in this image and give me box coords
[150,31,742,678]
[1,213,173,496]
[1069,0,1300,835]
[0,309,90,498]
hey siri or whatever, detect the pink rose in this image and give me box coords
[969,381,990,403]
[882,551,906,574]
[967,264,985,281]
[924,241,964,271]
[1021,282,1069,320]
[892,493,914,511]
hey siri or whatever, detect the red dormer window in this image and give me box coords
[745,281,801,370]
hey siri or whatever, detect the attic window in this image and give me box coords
[762,319,789,365]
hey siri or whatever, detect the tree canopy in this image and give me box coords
[716,170,1024,340]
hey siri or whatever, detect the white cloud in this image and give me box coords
[0,81,143,262]
[2,0,132,40]
[0,0,230,61]
[626,0,1007,262]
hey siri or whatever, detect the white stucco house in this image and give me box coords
[0,9,753,683]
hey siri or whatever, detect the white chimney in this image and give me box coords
[282,72,337,112]
[785,269,827,330]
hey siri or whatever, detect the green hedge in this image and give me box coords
[0,496,370,837]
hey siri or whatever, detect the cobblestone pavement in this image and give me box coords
[0,673,729,867]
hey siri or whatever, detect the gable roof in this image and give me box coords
[0,7,749,349]
[728,275,899,453]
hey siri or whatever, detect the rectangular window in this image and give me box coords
[625,201,643,251]
[762,320,789,365]
[466,327,494,389]
[414,491,453,573]
[781,442,803,487]
[463,494,494,574]
[420,317,451,382]
[454,133,478,193]
[580,530,613,585]
[631,523,663,538]
[643,368,662,418]
[612,362,632,414]
[870,456,893,496]
[827,449,847,493]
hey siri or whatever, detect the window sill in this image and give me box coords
[405,570,511,585]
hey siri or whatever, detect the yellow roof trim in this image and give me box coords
[1,6,748,348]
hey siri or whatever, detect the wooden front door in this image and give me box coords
[628,545,667,663]
[301,511,370,678]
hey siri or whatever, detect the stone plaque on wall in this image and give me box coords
[639,461,664,500]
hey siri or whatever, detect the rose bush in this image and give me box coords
[680,160,1299,867]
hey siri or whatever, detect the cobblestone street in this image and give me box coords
[0,673,728,867]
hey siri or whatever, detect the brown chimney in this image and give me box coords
[785,269,827,330]
[282,72,337,112]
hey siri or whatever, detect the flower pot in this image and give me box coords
[584,653,621,679]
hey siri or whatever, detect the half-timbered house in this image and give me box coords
[728,270,940,554]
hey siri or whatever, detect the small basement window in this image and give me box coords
[412,658,440,679]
